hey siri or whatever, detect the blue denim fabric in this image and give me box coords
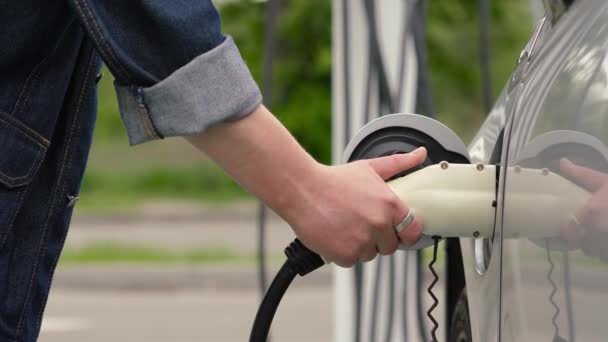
[67,0,262,145]
[0,1,260,340]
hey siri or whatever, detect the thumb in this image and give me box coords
[367,147,427,180]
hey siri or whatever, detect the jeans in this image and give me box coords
[0,1,261,340]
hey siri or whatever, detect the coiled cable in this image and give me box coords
[426,236,441,342]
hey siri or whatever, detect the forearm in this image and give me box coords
[186,105,320,216]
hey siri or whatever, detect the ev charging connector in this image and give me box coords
[387,162,590,246]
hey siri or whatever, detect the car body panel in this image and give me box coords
[501,1,608,341]
[463,1,608,340]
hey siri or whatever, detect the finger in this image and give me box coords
[367,147,427,180]
[376,226,400,255]
[560,213,586,243]
[398,216,423,246]
[391,196,423,246]
[359,244,378,263]
[560,158,605,192]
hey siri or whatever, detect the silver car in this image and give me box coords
[455,0,608,340]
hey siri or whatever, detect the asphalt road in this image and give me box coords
[40,287,332,342]
[67,206,295,255]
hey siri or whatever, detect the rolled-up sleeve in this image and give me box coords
[67,0,262,145]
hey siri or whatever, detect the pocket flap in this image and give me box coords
[0,116,47,188]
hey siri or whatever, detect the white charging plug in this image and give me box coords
[389,162,590,250]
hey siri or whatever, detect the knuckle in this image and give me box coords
[334,258,352,268]
[382,191,399,207]
[354,230,372,247]
[343,249,359,265]
[369,215,389,230]
[343,241,364,262]
[378,241,398,256]
[377,248,390,256]
[361,251,377,263]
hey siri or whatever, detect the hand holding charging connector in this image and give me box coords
[286,148,427,267]
[249,114,595,342]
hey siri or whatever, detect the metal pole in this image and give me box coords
[258,3,280,342]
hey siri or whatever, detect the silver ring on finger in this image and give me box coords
[394,210,415,234]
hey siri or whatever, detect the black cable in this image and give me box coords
[480,0,493,113]
[427,237,441,342]
[249,239,324,342]
[257,203,268,297]
[250,262,296,342]
[416,250,430,342]
[257,1,279,334]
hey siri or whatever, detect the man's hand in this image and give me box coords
[187,105,424,268]
[560,158,608,260]
[280,149,426,267]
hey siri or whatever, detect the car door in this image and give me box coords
[500,1,608,341]
[460,8,546,341]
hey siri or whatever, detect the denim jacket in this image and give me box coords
[0,1,261,340]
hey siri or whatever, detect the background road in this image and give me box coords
[40,287,332,342]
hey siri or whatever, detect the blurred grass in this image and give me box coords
[58,242,280,265]
[78,69,250,213]
[82,1,534,213]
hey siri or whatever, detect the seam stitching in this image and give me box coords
[0,149,43,183]
[73,0,130,81]
[80,0,130,80]
[12,18,78,116]
[0,189,27,251]
[0,113,49,148]
[13,44,96,342]
[135,88,157,139]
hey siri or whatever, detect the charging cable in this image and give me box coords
[249,239,325,342]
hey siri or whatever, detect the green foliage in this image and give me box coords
[59,243,260,265]
[220,0,332,163]
[426,0,532,140]
[218,0,531,156]
[95,68,128,140]
[87,1,534,209]
[79,163,247,211]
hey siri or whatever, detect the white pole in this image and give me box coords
[332,1,418,341]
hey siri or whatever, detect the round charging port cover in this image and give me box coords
[343,114,471,250]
